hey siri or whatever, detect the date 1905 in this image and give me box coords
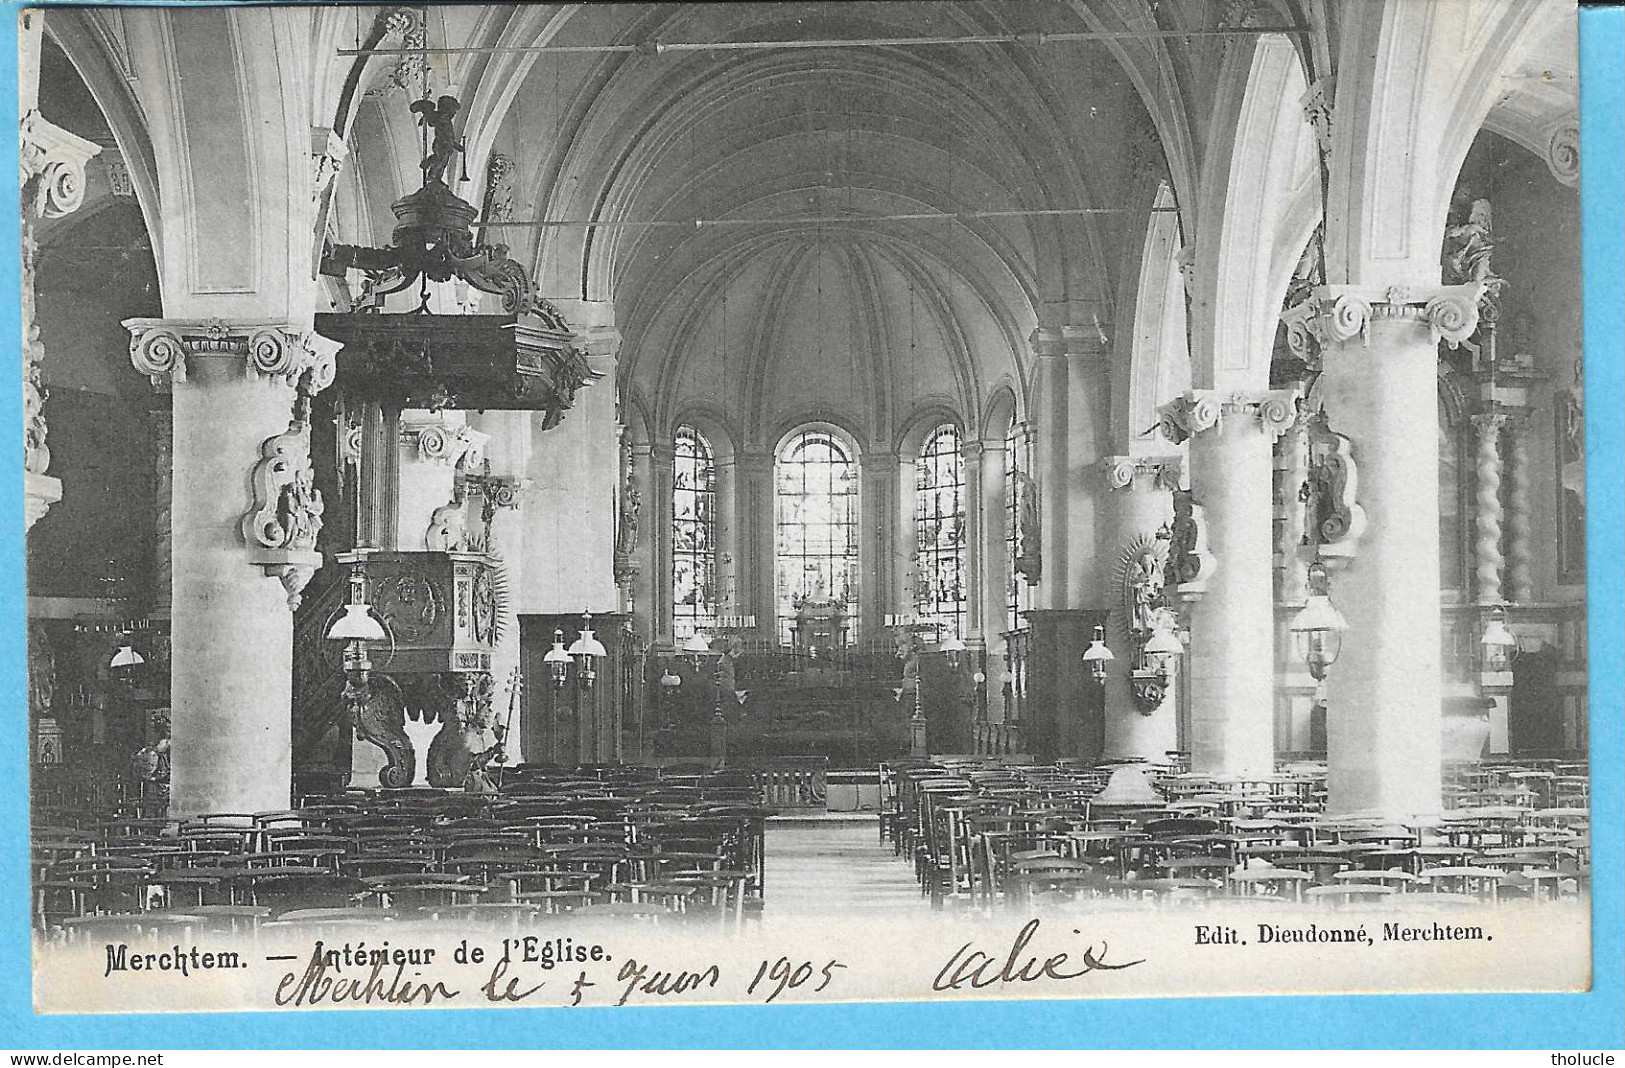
[746,956,847,1003]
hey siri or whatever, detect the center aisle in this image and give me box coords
[763,817,928,917]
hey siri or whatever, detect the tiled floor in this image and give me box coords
[764,819,927,916]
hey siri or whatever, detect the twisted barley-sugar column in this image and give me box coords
[1506,414,1533,603]
[1472,411,1508,604]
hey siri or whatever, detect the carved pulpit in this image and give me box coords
[336,549,502,788]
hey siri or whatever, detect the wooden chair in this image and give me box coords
[1226,868,1313,901]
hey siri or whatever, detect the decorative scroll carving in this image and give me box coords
[1545,120,1579,189]
[1130,674,1169,716]
[1283,284,1486,364]
[124,318,341,389]
[1471,410,1509,604]
[1100,455,1182,493]
[366,9,425,99]
[20,111,101,219]
[20,113,101,528]
[1302,411,1367,566]
[1161,490,1215,596]
[1442,196,1505,326]
[242,372,326,609]
[352,680,414,788]
[1011,469,1041,583]
[425,500,468,552]
[401,418,488,467]
[1156,389,1297,444]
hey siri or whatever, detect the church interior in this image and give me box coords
[23,1,1591,928]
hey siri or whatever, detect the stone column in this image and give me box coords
[1471,409,1508,606]
[1099,455,1182,761]
[1031,328,1068,609]
[1158,390,1296,778]
[20,96,101,529]
[1302,283,1482,815]
[736,451,774,639]
[1505,411,1533,604]
[862,451,899,640]
[650,446,676,646]
[976,436,1009,653]
[125,318,338,816]
[961,440,986,637]
[626,443,657,643]
[1065,327,1112,608]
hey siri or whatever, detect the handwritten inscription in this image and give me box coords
[932,919,1143,992]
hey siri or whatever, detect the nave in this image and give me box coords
[21,0,1591,939]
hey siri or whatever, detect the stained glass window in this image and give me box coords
[672,426,717,639]
[1005,423,1031,633]
[774,429,859,645]
[915,425,966,638]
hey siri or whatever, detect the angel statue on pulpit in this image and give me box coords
[410,95,465,186]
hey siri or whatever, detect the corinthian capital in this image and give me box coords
[1155,389,1298,444]
[123,318,340,390]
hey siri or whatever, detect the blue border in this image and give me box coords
[0,1,1620,1050]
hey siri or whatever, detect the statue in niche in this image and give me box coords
[1129,551,1165,634]
[1162,490,1207,588]
[27,622,53,721]
[1011,470,1041,581]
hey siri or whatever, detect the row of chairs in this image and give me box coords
[33,765,775,937]
[883,758,1590,910]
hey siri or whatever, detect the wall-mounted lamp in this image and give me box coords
[565,612,607,689]
[1081,624,1115,684]
[1288,559,1347,681]
[326,567,388,679]
[544,628,571,688]
[1480,604,1520,674]
[940,632,967,670]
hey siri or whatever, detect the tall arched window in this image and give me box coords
[774,428,859,644]
[915,424,966,638]
[1005,423,1032,632]
[672,425,717,638]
